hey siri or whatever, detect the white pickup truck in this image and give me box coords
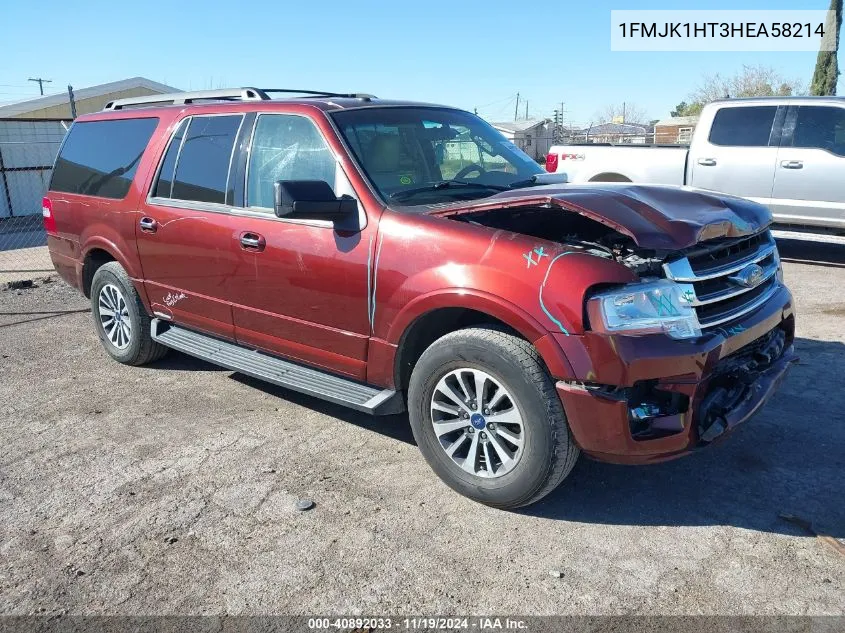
[546,97,845,231]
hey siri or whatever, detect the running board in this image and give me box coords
[151,320,404,415]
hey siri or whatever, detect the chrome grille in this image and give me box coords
[663,230,781,329]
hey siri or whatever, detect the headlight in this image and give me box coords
[587,279,701,340]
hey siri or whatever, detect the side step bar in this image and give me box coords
[151,320,404,415]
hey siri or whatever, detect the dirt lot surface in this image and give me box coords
[0,238,843,617]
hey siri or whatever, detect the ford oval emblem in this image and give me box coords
[729,263,765,288]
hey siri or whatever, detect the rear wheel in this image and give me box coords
[408,326,579,509]
[90,262,167,366]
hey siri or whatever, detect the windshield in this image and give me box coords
[331,107,545,207]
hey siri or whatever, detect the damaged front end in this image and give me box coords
[452,198,784,342]
[435,187,797,462]
[555,315,797,463]
[697,326,797,443]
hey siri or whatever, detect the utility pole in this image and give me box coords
[28,77,52,95]
[553,102,568,142]
[514,93,520,121]
[67,85,77,119]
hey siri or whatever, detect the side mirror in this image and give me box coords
[273,180,358,220]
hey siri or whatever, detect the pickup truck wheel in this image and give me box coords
[408,326,579,509]
[90,262,167,366]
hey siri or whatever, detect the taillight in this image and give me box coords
[545,153,559,173]
[42,196,57,234]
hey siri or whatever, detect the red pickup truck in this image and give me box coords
[44,88,796,508]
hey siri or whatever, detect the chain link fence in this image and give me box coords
[508,130,690,161]
[0,120,69,284]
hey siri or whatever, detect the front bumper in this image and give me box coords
[553,284,796,464]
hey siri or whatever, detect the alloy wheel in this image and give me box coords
[98,283,132,350]
[430,368,525,478]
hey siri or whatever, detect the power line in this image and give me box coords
[474,93,518,110]
[480,96,518,121]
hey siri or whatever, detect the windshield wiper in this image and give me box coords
[388,180,507,202]
[507,173,570,190]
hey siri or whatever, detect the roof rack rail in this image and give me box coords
[103,87,377,111]
[104,88,271,111]
[261,89,377,100]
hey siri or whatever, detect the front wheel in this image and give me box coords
[408,326,579,509]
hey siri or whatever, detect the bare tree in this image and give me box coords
[686,65,805,113]
[594,102,650,125]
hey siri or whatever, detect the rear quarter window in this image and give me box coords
[50,118,159,199]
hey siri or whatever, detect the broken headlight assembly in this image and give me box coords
[587,279,702,340]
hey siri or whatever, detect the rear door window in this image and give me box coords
[50,118,159,199]
[154,115,243,205]
[790,106,845,157]
[708,106,778,147]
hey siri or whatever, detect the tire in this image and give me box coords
[408,326,579,509]
[90,261,168,366]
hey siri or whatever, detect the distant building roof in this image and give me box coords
[0,77,180,118]
[490,119,549,133]
[655,116,699,127]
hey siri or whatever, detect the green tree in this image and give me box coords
[670,101,703,117]
[810,0,842,96]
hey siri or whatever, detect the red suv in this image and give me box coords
[44,88,797,508]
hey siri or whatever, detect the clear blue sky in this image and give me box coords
[1,0,840,126]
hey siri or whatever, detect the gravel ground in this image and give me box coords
[0,238,843,617]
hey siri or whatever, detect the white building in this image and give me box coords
[490,119,553,161]
[0,78,178,219]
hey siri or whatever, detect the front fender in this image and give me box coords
[384,288,580,383]
[386,288,549,345]
[374,211,640,335]
[368,211,639,385]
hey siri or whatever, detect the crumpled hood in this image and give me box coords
[425,183,771,250]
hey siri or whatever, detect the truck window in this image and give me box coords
[155,115,242,205]
[50,118,159,199]
[708,106,777,147]
[246,114,336,210]
[791,106,845,157]
[153,118,190,198]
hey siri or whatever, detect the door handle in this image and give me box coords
[239,232,265,251]
[781,160,803,169]
[697,158,717,167]
[139,217,158,233]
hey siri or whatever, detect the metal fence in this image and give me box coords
[509,131,690,160]
[0,138,64,282]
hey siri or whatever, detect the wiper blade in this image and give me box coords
[508,173,570,190]
[389,180,507,201]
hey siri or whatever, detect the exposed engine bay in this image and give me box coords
[456,206,669,277]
